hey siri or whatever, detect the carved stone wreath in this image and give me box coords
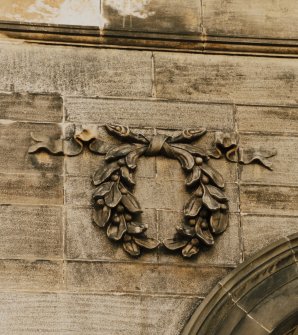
[28,124,276,258]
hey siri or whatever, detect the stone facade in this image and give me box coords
[0,1,297,334]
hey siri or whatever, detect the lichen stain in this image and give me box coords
[105,0,155,19]
[1,0,108,28]
[30,151,55,170]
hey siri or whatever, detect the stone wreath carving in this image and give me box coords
[28,124,276,258]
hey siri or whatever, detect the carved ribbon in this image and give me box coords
[212,132,277,170]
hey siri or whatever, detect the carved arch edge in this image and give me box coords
[182,232,298,335]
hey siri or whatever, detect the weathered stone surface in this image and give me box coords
[220,313,270,335]
[0,292,200,335]
[0,0,102,26]
[65,206,158,262]
[156,154,238,183]
[65,97,234,130]
[242,215,298,258]
[202,0,298,40]
[66,150,156,178]
[236,105,298,135]
[154,52,298,105]
[103,0,201,34]
[0,121,63,174]
[134,177,188,210]
[249,279,298,332]
[239,135,298,186]
[240,185,298,216]
[158,211,241,266]
[0,173,63,205]
[237,262,298,313]
[0,205,62,259]
[152,162,239,211]
[0,43,152,98]
[0,92,63,122]
[0,260,62,291]
[65,176,93,206]
[66,261,229,296]
[66,175,188,209]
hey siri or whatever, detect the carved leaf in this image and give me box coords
[184,195,203,217]
[125,146,147,169]
[201,163,225,189]
[123,239,141,256]
[171,143,208,158]
[127,222,148,235]
[133,236,160,250]
[176,225,195,237]
[107,215,127,241]
[195,219,214,246]
[120,166,135,186]
[186,165,201,186]
[92,206,111,228]
[182,241,200,258]
[106,124,149,144]
[105,144,136,161]
[163,238,189,250]
[206,185,228,202]
[202,184,221,211]
[210,210,229,234]
[104,182,122,208]
[93,162,119,186]
[93,182,113,199]
[121,192,142,213]
[169,128,207,143]
[163,143,195,170]
[89,139,115,154]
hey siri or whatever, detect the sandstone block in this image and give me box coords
[154,52,298,105]
[65,97,234,130]
[0,205,62,259]
[0,43,152,98]
[0,260,62,291]
[240,185,298,216]
[242,215,298,258]
[202,0,298,40]
[65,261,229,296]
[0,292,200,335]
[236,105,298,135]
[103,0,201,34]
[134,177,188,210]
[239,135,298,186]
[0,173,63,205]
[0,92,63,122]
[0,121,63,174]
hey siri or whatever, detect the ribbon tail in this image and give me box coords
[238,147,277,170]
[28,133,63,154]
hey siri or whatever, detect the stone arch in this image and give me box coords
[182,233,298,335]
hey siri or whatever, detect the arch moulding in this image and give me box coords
[182,233,298,335]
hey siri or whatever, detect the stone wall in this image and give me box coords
[0,38,297,334]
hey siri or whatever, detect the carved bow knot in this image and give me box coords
[145,134,168,156]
